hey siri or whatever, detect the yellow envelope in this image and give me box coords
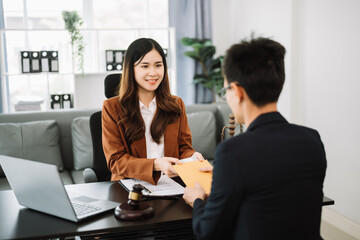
[173,160,213,194]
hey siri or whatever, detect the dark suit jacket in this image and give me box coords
[192,112,326,240]
[102,96,195,184]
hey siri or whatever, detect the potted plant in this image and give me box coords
[181,37,224,103]
[62,10,84,74]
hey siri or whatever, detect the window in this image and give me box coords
[93,0,168,29]
[1,0,170,112]
[3,0,82,29]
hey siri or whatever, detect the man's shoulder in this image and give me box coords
[216,134,251,158]
[217,123,322,156]
[288,123,322,140]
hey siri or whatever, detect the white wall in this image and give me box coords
[212,0,293,119]
[297,0,360,226]
[212,0,360,235]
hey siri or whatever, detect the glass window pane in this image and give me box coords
[97,30,138,72]
[4,12,24,29]
[3,0,23,11]
[93,0,168,29]
[2,0,171,112]
[26,0,82,12]
[27,31,73,74]
[148,0,168,28]
[8,75,47,111]
[26,11,66,29]
[2,31,26,74]
[3,30,73,75]
[7,74,74,112]
[3,0,83,29]
[48,74,74,95]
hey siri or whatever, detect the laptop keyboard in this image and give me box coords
[71,201,101,216]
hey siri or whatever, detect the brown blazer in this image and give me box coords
[102,96,195,184]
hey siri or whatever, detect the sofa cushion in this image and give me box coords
[59,170,75,185]
[187,111,216,160]
[0,120,63,177]
[70,169,86,184]
[71,117,93,170]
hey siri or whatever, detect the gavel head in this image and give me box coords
[115,183,155,220]
[127,184,143,207]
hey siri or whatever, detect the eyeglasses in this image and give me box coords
[217,85,231,100]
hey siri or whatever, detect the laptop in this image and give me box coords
[0,155,119,222]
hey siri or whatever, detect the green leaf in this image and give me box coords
[181,36,225,91]
[191,43,204,52]
[200,46,215,62]
[62,10,85,73]
[199,39,211,45]
[194,74,206,78]
[209,58,221,71]
[203,39,212,46]
[215,83,223,92]
[193,77,207,85]
[202,81,214,89]
[184,51,201,61]
[181,37,199,46]
[209,69,222,77]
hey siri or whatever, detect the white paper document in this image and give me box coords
[119,175,184,196]
[179,155,197,163]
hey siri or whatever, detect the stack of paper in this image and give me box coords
[119,175,184,196]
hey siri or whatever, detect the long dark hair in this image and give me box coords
[118,38,181,144]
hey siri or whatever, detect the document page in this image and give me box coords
[173,160,213,194]
[179,155,197,163]
[119,175,184,196]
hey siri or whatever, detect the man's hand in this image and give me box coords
[154,157,181,177]
[183,182,206,208]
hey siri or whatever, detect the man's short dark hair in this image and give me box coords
[224,37,286,107]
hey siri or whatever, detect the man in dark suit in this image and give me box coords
[183,37,327,240]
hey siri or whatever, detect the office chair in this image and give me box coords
[83,73,121,183]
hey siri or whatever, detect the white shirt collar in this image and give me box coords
[139,97,157,113]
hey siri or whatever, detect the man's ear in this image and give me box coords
[231,82,245,103]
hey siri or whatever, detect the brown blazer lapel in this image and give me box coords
[164,120,179,158]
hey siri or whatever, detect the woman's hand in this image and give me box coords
[191,152,205,161]
[154,157,181,177]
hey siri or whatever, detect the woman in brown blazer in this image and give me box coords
[102,38,204,185]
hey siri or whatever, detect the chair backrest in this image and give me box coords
[89,111,111,181]
[104,73,121,98]
[90,73,121,181]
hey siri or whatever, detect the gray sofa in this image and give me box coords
[0,103,237,191]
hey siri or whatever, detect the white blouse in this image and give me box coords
[139,97,164,159]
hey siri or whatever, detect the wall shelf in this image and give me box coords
[0,28,176,112]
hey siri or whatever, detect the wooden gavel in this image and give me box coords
[221,113,244,142]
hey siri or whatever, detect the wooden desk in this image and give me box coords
[0,181,334,240]
[0,181,194,240]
